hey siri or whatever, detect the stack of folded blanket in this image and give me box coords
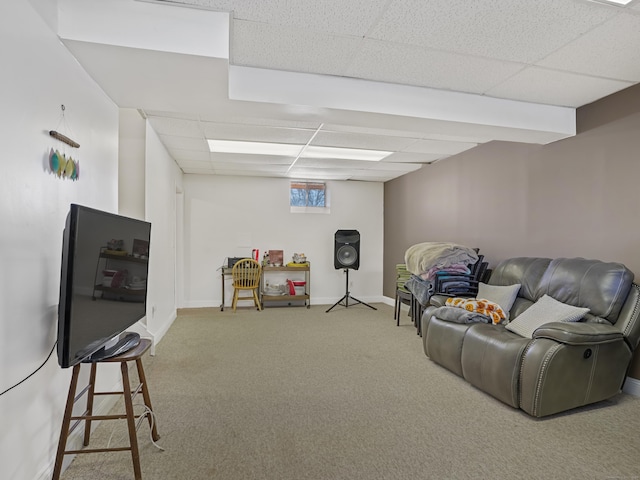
[403,242,478,305]
[404,242,478,279]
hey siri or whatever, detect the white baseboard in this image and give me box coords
[623,376,640,397]
[185,297,396,309]
[152,310,177,349]
[381,295,395,307]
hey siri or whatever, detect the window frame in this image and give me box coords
[290,181,329,213]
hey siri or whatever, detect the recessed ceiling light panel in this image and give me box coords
[208,139,303,156]
[588,0,634,6]
[207,139,392,161]
[302,146,392,161]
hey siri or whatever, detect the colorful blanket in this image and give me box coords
[445,297,507,325]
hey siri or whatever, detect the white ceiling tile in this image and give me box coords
[211,163,289,174]
[322,123,426,139]
[170,149,211,162]
[287,167,353,177]
[321,123,485,143]
[182,167,215,174]
[401,139,477,155]
[151,0,235,11]
[67,0,640,183]
[177,160,213,169]
[382,152,444,163]
[160,135,208,151]
[228,0,389,37]
[366,163,424,174]
[210,153,293,165]
[487,66,633,107]
[346,39,525,94]
[537,13,640,82]
[345,163,422,181]
[201,122,316,144]
[231,20,361,76]
[143,110,200,121]
[148,116,202,137]
[198,110,323,129]
[369,0,617,63]
[311,130,417,151]
[294,158,375,169]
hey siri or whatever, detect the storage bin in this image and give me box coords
[293,281,306,295]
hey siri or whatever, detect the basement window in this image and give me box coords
[290,182,329,213]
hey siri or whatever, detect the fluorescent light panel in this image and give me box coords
[208,139,391,161]
[208,139,302,156]
[303,145,390,161]
[589,0,633,5]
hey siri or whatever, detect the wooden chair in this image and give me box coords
[231,258,262,311]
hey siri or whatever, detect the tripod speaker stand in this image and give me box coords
[325,268,377,313]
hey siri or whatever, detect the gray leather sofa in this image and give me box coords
[421,257,640,417]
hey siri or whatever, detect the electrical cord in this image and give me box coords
[105,402,164,452]
[0,341,57,397]
[136,403,165,451]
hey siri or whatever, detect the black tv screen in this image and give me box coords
[57,204,151,368]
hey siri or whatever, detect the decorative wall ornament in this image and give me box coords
[48,105,80,180]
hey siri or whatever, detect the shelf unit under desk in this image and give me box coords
[260,265,310,308]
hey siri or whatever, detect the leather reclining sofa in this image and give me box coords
[421,257,640,417]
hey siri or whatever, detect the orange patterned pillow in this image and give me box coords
[445,297,507,324]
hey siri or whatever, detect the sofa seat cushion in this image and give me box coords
[424,317,475,377]
[461,324,531,408]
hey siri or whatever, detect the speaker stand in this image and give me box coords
[326,269,377,313]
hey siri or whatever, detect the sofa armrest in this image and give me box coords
[532,322,623,345]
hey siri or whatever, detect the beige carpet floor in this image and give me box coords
[61,304,640,480]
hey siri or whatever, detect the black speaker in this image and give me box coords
[334,230,360,270]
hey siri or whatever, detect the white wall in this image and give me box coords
[182,175,384,308]
[118,108,146,221]
[144,124,183,341]
[0,1,120,478]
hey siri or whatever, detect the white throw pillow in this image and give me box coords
[477,283,521,316]
[505,294,589,339]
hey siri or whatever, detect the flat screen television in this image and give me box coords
[57,204,151,368]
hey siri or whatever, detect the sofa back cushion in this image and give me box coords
[534,257,634,324]
[489,257,552,302]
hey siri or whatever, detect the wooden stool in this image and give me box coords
[52,338,159,480]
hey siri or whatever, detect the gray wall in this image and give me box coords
[384,84,640,377]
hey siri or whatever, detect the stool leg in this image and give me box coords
[83,363,98,446]
[52,364,81,480]
[121,362,142,480]
[135,358,160,441]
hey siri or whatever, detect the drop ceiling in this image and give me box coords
[57,0,640,182]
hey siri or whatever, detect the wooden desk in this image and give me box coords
[220,266,233,311]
